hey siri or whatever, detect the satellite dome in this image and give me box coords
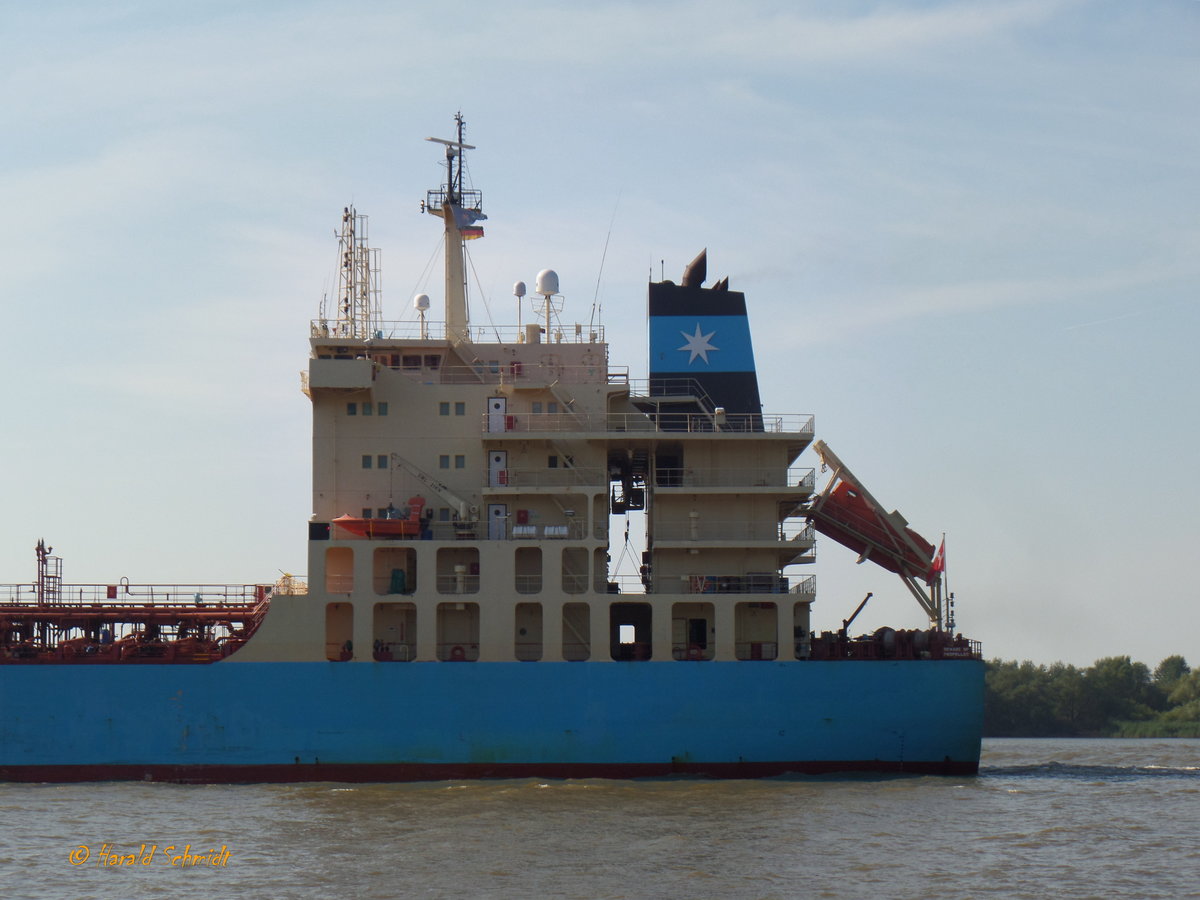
[535,269,559,297]
[513,281,527,298]
[413,293,431,311]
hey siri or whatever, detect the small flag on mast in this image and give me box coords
[931,538,946,576]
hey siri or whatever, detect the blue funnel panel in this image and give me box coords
[647,281,763,418]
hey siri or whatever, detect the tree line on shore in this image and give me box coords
[984,655,1200,737]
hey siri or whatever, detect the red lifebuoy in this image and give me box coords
[687,644,703,660]
[450,645,466,661]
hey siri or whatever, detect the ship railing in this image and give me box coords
[627,376,719,407]
[435,574,481,594]
[515,575,543,594]
[602,574,808,595]
[436,642,480,662]
[0,582,270,606]
[430,363,611,387]
[483,466,606,489]
[790,575,816,600]
[652,522,816,542]
[461,520,590,541]
[275,574,308,595]
[372,641,415,662]
[482,412,814,435]
[607,367,630,385]
[328,520,595,542]
[735,641,779,661]
[560,574,590,594]
[671,642,715,661]
[602,575,646,594]
[653,466,815,490]
[312,319,605,345]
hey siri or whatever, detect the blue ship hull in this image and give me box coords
[0,660,983,781]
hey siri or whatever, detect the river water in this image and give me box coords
[2,738,1197,899]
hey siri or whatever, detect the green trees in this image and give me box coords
[984,655,1200,737]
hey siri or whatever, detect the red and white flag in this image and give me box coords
[931,538,946,575]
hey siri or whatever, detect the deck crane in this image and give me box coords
[390,453,479,522]
[805,440,949,630]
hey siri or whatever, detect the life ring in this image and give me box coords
[687,644,703,660]
[450,645,466,661]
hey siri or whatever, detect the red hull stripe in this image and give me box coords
[0,759,979,783]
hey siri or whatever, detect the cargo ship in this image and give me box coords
[0,116,983,782]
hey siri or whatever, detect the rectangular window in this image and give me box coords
[439,507,451,522]
[362,455,373,469]
[378,402,389,416]
[454,455,466,469]
[363,402,373,416]
[532,402,543,415]
[402,355,421,370]
[548,455,558,469]
[439,455,450,469]
[424,355,441,369]
[347,403,358,416]
[439,402,450,416]
[362,508,373,519]
[454,402,466,416]
[377,455,388,469]
[377,508,389,518]
[547,401,558,414]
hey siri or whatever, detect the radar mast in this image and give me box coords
[423,113,486,345]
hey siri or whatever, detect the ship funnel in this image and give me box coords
[682,249,707,287]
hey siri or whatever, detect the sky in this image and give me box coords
[1,0,1197,668]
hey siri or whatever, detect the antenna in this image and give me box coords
[334,206,382,339]
[536,269,560,339]
[513,281,526,333]
[414,293,431,340]
[423,113,485,345]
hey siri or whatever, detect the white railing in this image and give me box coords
[483,467,606,488]
[435,575,480,594]
[311,320,606,345]
[653,467,815,490]
[484,412,814,436]
[790,575,816,597]
[652,522,816,542]
[601,574,810,596]
[0,582,268,606]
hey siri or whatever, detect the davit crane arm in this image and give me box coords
[390,453,478,522]
[805,439,948,630]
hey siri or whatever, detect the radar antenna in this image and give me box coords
[423,112,486,345]
[333,206,382,340]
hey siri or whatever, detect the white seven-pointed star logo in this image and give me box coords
[678,323,718,364]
